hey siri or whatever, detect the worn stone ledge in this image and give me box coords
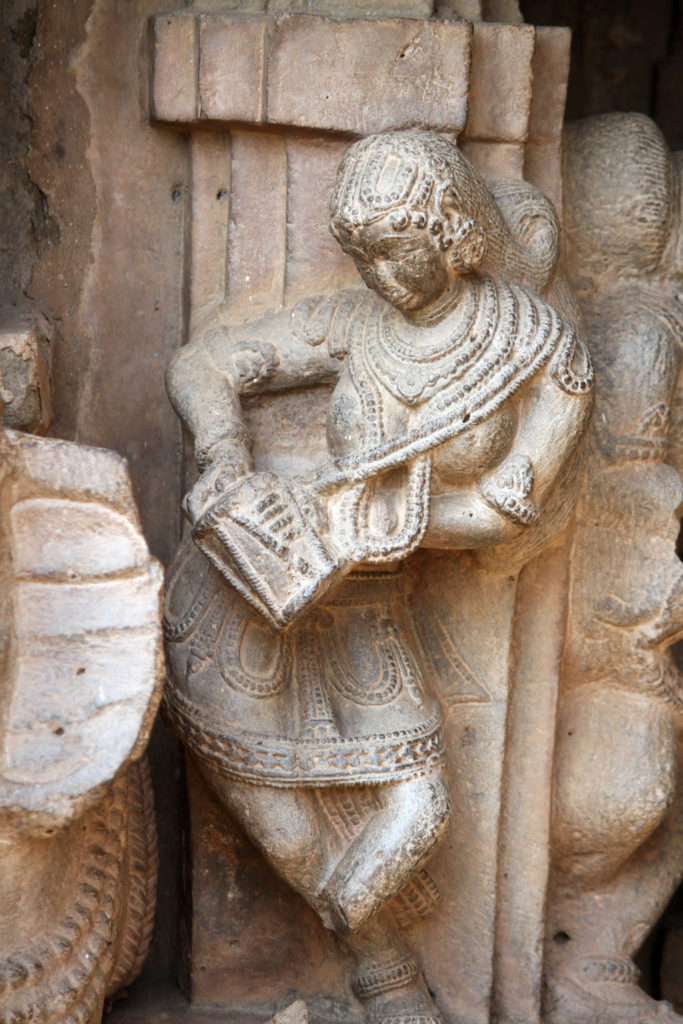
[463,21,535,142]
[152,13,474,135]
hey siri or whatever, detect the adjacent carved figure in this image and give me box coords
[545,113,683,1024]
[0,340,163,1024]
[164,130,593,1023]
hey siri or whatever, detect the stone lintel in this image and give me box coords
[464,21,535,143]
[152,13,472,136]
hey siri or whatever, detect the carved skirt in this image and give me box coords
[163,540,445,787]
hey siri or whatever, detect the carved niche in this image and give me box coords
[150,7,595,1023]
[148,5,683,1024]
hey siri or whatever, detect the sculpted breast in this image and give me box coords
[431,404,518,485]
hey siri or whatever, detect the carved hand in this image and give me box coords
[229,338,279,393]
[184,440,254,525]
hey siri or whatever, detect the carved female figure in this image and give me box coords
[164,130,592,1023]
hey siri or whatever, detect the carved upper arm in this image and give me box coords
[187,289,371,397]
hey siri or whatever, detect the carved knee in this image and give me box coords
[552,686,678,883]
[378,770,454,868]
[199,766,325,890]
[382,772,452,865]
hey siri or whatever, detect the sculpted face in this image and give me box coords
[337,214,454,314]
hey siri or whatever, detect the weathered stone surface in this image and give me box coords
[544,111,683,1024]
[152,13,472,136]
[1,428,164,830]
[198,14,267,124]
[465,22,535,142]
[267,1000,309,1024]
[266,16,471,134]
[226,130,288,316]
[9,4,680,1023]
[189,132,232,317]
[461,138,525,178]
[0,304,53,433]
[150,12,198,124]
[164,128,593,1024]
[29,0,187,566]
[523,27,570,210]
[284,135,358,305]
[270,0,433,14]
[1,758,158,1024]
[0,414,162,1022]
[528,27,571,142]
[524,140,562,213]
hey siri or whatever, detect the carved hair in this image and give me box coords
[330,129,559,293]
[563,113,677,277]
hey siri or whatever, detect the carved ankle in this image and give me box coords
[351,953,420,1000]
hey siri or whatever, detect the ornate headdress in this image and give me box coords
[329,130,490,268]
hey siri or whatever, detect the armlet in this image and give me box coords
[549,329,594,396]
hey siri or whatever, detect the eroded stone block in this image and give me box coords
[0,424,163,1024]
[0,428,164,831]
[465,22,535,142]
[198,14,267,124]
[151,12,198,124]
[266,16,471,135]
[0,305,52,434]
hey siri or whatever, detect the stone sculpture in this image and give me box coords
[0,319,164,1024]
[164,129,593,1024]
[544,112,683,1024]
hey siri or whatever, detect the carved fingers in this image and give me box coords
[230,339,279,393]
[480,453,539,527]
[184,447,255,525]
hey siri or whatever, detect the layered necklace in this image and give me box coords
[365,275,500,404]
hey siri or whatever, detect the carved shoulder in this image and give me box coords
[290,288,376,360]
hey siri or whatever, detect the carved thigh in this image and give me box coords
[552,685,678,881]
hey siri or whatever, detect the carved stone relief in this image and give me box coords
[543,111,683,1024]
[0,1,661,1022]
[0,315,164,1024]
[150,11,581,1021]
[160,34,605,1015]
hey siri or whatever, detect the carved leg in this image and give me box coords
[198,763,448,1024]
[197,765,340,924]
[343,910,443,1024]
[545,688,683,1024]
[322,773,451,933]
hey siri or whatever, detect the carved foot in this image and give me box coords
[544,956,683,1024]
[351,952,442,1024]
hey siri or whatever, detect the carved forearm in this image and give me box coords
[165,343,250,470]
[425,375,592,551]
[422,488,516,549]
[479,374,592,526]
[221,304,345,395]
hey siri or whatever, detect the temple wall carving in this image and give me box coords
[1,2,682,1024]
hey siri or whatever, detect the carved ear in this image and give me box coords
[450,223,487,271]
[440,187,487,271]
